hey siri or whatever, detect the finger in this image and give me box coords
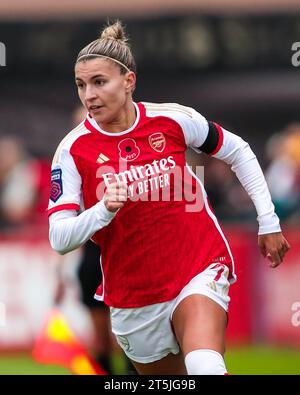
[281,244,289,256]
[115,194,127,202]
[282,243,289,252]
[105,202,125,212]
[266,251,281,264]
[109,181,127,187]
[116,188,128,197]
[109,201,125,209]
[107,187,128,197]
[107,186,128,196]
[266,252,272,262]
[279,242,291,260]
[107,184,127,191]
[114,181,128,190]
[107,192,127,202]
[267,251,282,268]
[283,239,291,250]
[278,249,285,260]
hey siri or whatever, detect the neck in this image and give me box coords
[98,101,136,133]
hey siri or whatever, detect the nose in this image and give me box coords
[85,84,97,102]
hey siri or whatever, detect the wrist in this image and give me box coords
[95,199,117,223]
[258,212,281,235]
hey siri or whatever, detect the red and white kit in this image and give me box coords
[49,102,280,308]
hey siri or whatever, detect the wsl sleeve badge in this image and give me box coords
[50,168,63,202]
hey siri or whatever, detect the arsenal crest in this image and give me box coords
[148,133,166,153]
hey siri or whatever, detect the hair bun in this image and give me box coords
[100,21,128,43]
[76,19,136,74]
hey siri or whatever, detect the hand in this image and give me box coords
[104,182,128,212]
[258,232,291,268]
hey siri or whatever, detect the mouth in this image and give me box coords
[88,105,104,113]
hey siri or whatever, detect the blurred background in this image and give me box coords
[0,0,300,375]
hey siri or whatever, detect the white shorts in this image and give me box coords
[110,263,231,364]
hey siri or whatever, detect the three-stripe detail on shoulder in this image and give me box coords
[52,122,91,165]
[143,102,193,118]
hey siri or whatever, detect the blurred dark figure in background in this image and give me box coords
[265,123,300,223]
[77,239,115,373]
[0,135,50,230]
[186,149,255,223]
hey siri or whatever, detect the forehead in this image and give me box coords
[75,58,121,80]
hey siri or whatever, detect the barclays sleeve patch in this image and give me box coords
[50,168,63,202]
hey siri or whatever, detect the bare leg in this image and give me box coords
[172,294,227,357]
[131,352,187,375]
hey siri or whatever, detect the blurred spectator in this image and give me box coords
[265,124,300,223]
[0,136,50,230]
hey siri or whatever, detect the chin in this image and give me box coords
[95,112,116,126]
[93,113,107,124]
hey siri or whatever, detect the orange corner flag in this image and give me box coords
[32,308,107,375]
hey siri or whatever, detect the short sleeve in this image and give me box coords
[172,108,209,152]
[183,109,225,156]
[185,109,210,151]
[142,102,210,152]
[48,147,82,216]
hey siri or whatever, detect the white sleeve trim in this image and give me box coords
[171,107,209,150]
[187,108,209,152]
[49,200,117,255]
[213,129,281,235]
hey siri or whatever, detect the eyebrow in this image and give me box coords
[75,74,106,82]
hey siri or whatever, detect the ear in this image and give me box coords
[124,71,136,93]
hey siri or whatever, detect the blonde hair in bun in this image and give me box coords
[76,20,136,74]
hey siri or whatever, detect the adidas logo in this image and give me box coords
[96,153,110,164]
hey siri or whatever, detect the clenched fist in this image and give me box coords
[104,182,128,213]
[258,232,291,268]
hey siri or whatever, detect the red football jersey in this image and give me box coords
[48,102,235,308]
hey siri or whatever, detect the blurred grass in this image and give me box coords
[0,354,70,374]
[0,345,300,374]
[225,345,300,375]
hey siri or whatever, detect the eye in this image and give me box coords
[76,82,84,89]
[95,79,105,86]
